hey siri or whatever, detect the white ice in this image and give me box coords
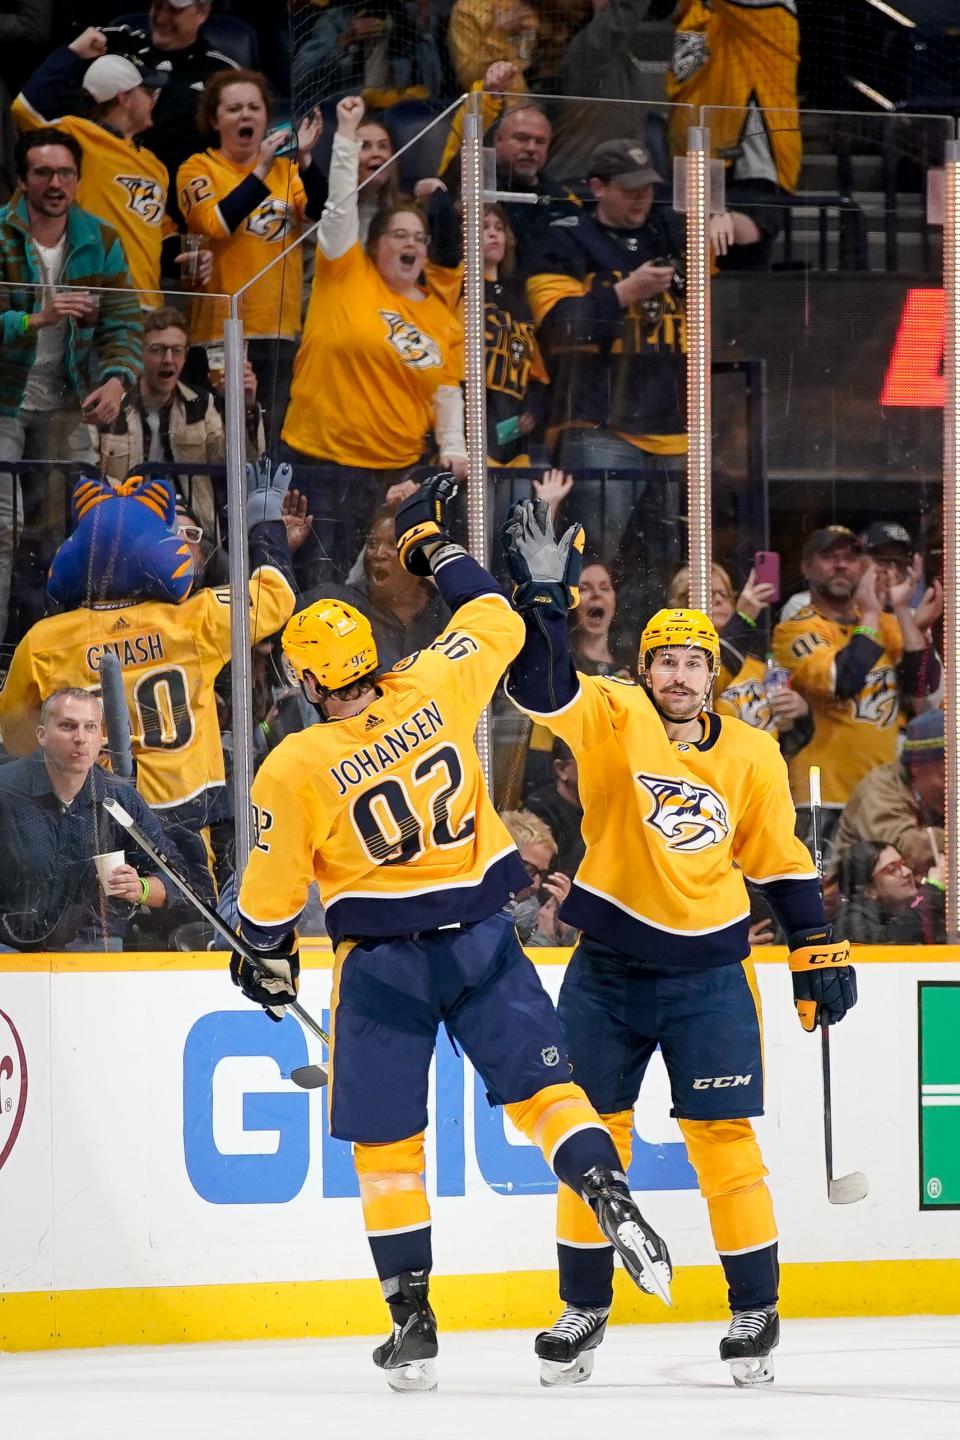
[4,1316,960,1440]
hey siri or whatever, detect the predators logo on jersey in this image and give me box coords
[380,311,443,370]
[719,674,774,732]
[854,665,899,728]
[637,772,730,853]
[116,176,165,226]
[246,198,297,243]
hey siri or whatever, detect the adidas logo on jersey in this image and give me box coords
[364,712,384,730]
[110,616,131,632]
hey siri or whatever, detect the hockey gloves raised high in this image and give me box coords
[788,929,856,1032]
[395,471,459,575]
[230,946,300,1022]
[502,498,584,612]
[245,456,293,528]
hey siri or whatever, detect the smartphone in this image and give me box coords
[265,124,297,158]
[753,550,781,603]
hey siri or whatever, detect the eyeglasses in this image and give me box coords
[145,343,187,359]
[383,227,429,245]
[711,588,733,605]
[873,858,909,879]
[28,166,78,182]
[177,523,203,544]
[522,859,550,884]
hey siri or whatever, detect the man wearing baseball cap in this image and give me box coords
[13,35,183,300]
[527,135,759,614]
[66,2,240,225]
[772,523,942,856]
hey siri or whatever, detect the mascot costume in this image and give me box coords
[0,465,296,835]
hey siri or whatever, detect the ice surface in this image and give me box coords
[4,1316,960,1440]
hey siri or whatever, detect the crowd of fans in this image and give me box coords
[0,0,947,950]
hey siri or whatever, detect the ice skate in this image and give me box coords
[372,1270,439,1393]
[720,1306,780,1386]
[535,1304,610,1386]
[580,1165,673,1306]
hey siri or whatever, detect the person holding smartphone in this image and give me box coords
[667,559,813,758]
[177,69,325,449]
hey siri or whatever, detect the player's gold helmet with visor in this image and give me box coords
[639,607,721,675]
[282,600,378,692]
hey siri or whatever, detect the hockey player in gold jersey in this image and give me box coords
[232,473,673,1394]
[0,463,295,835]
[503,499,856,1387]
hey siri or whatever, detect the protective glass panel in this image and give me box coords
[704,105,950,945]
[0,279,228,953]
[480,95,697,860]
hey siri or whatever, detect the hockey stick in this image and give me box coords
[808,766,868,1204]
[100,651,134,779]
[101,798,329,1089]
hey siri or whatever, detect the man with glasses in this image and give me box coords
[96,305,264,540]
[13,40,211,302]
[0,126,142,644]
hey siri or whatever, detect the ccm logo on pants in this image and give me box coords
[693,1074,752,1090]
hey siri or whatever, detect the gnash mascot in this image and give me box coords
[47,473,194,608]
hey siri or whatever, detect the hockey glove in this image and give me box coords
[395,471,459,575]
[230,945,300,1022]
[501,498,584,612]
[788,928,856,1031]
[245,456,293,528]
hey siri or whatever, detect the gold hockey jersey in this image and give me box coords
[667,0,801,193]
[773,605,904,809]
[238,591,529,944]
[177,148,309,342]
[11,100,175,301]
[0,566,294,826]
[513,673,816,966]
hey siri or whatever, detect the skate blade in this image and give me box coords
[539,1351,596,1388]
[385,1359,438,1393]
[728,1355,775,1388]
[615,1221,673,1307]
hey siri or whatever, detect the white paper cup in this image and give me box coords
[93,850,124,888]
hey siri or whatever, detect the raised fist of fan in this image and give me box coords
[502,498,584,612]
[394,471,459,575]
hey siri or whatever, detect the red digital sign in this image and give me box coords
[879,287,945,408]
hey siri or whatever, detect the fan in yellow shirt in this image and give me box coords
[280,97,466,586]
[772,526,942,852]
[177,68,324,447]
[13,41,182,304]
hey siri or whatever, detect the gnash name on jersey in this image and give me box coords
[246,198,296,242]
[117,175,165,226]
[380,310,442,370]
[636,772,729,853]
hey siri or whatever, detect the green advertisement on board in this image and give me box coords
[919,982,960,1209]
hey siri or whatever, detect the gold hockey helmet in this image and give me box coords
[282,600,378,691]
[639,607,720,675]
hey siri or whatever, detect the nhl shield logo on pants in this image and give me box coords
[541,1046,560,1067]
